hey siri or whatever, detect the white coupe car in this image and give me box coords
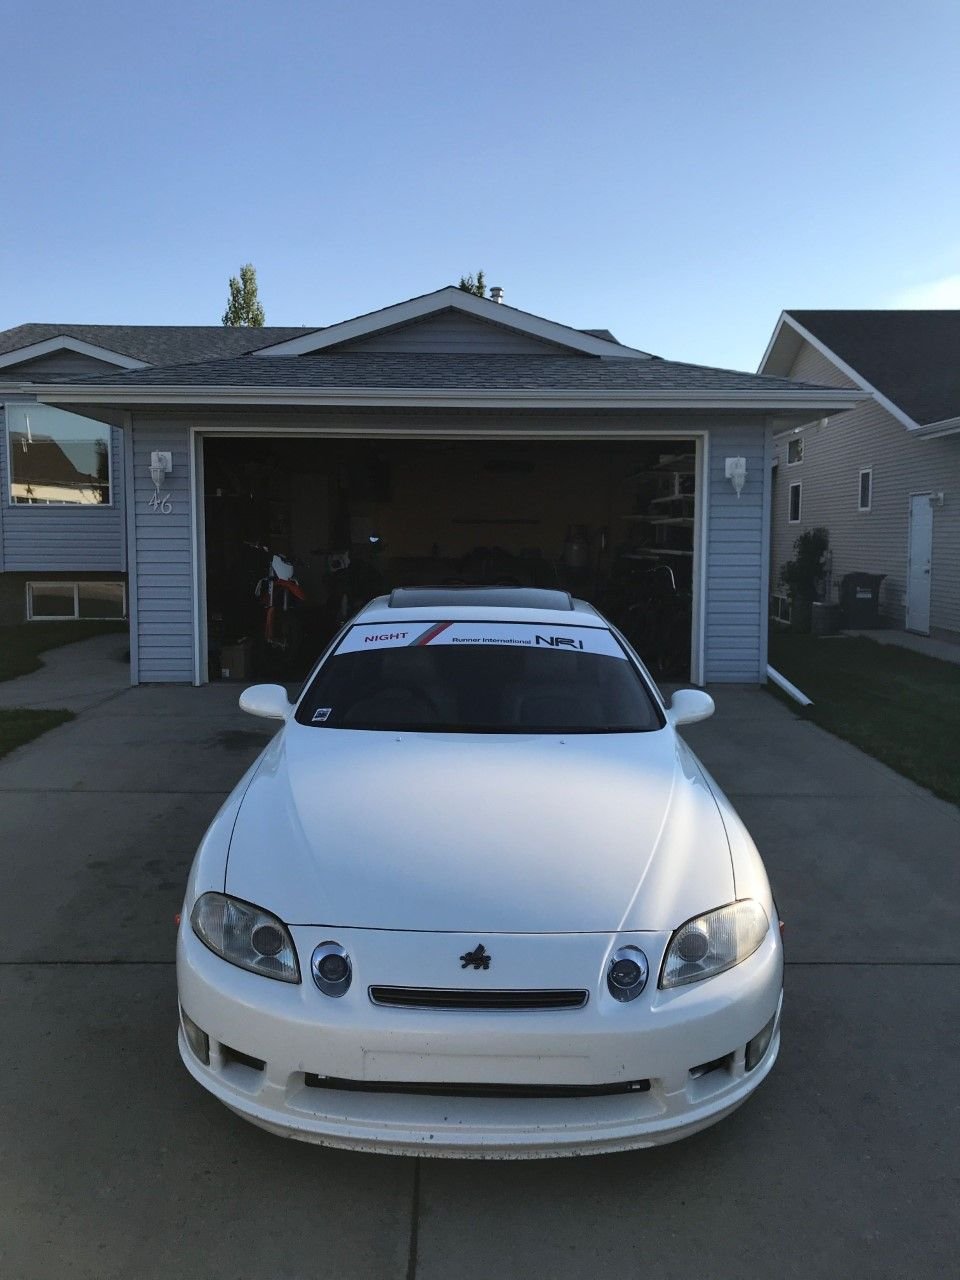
[177,587,783,1158]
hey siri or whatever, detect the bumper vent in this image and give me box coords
[304,1074,649,1099]
[368,986,589,1011]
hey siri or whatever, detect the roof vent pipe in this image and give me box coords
[489,286,504,304]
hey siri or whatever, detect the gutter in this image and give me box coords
[20,385,866,412]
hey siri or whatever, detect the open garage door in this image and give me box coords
[200,436,700,684]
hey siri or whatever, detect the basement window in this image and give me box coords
[788,482,802,524]
[27,581,126,620]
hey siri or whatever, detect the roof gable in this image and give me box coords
[760,309,960,429]
[327,308,587,356]
[257,287,650,359]
[0,324,314,370]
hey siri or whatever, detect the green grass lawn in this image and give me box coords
[768,629,960,806]
[0,708,76,760]
[0,619,127,683]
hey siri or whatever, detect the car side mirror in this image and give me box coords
[666,689,715,727]
[239,684,293,721]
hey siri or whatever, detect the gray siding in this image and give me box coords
[129,411,772,685]
[771,341,960,636]
[131,419,195,682]
[336,310,581,355]
[704,423,769,682]
[2,350,129,378]
[0,402,126,573]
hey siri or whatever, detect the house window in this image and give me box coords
[6,403,112,506]
[787,436,804,465]
[27,581,126,620]
[858,468,872,512]
[788,482,802,523]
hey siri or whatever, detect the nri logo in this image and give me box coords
[460,943,491,970]
[535,635,585,649]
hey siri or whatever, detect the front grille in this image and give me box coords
[304,1074,650,1099]
[368,986,589,1011]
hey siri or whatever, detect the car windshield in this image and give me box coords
[295,620,663,733]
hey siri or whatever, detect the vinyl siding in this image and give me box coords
[131,419,195,682]
[2,350,127,377]
[704,423,769,682]
[335,310,581,355]
[127,410,772,684]
[0,402,126,572]
[771,341,960,635]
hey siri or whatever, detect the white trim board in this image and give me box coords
[33,385,864,415]
[256,287,652,359]
[0,336,148,372]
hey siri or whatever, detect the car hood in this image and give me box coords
[225,725,733,934]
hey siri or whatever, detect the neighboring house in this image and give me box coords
[0,287,859,683]
[0,325,308,624]
[760,311,960,641]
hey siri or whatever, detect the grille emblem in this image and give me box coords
[460,943,491,970]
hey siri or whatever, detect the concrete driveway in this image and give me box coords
[1,655,957,1279]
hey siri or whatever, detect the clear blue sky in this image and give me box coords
[3,0,959,371]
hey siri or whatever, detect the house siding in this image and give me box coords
[336,311,580,355]
[704,423,769,682]
[129,411,772,685]
[771,341,960,636]
[131,418,195,681]
[3,350,128,378]
[0,401,126,573]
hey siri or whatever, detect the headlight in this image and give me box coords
[190,892,301,983]
[660,900,768,989]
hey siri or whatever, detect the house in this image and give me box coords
[760,311,960,641]
[0,288,859,683]
[0,324,308,623]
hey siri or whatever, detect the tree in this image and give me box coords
[222,263,265,326]
[458,271,486,297]
[780,527,830,632]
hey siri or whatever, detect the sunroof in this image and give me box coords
[387,587,575,611]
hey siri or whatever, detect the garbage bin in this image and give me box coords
[840,573,886,627]
[811,602,841,636]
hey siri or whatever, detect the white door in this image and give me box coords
[906,494,933,634]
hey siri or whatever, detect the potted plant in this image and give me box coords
[779,527,829,633]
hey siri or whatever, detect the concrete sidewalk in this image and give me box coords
[0,682,957,1278]
[0,631,131,712]
[843,627,960,664]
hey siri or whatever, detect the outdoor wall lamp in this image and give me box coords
[725,456,747,499]
[149,451,172,489]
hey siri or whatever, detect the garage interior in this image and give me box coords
[202,435,697,682]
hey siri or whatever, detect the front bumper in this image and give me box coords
[177,923,783,1158]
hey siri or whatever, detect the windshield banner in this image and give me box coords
[335,622,627,659]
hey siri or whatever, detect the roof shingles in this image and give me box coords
[43,351,837,395]
[788,310,960,425]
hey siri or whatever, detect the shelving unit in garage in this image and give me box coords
[621,452,695,577]
[602,451,696,679]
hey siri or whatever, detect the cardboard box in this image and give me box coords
[220,637,253,680]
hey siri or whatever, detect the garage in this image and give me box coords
[20,287,861,687]
[201,433,700,683]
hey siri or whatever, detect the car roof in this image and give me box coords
[354,587,607,628]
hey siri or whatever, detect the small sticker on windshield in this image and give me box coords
[312,707,333,723]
